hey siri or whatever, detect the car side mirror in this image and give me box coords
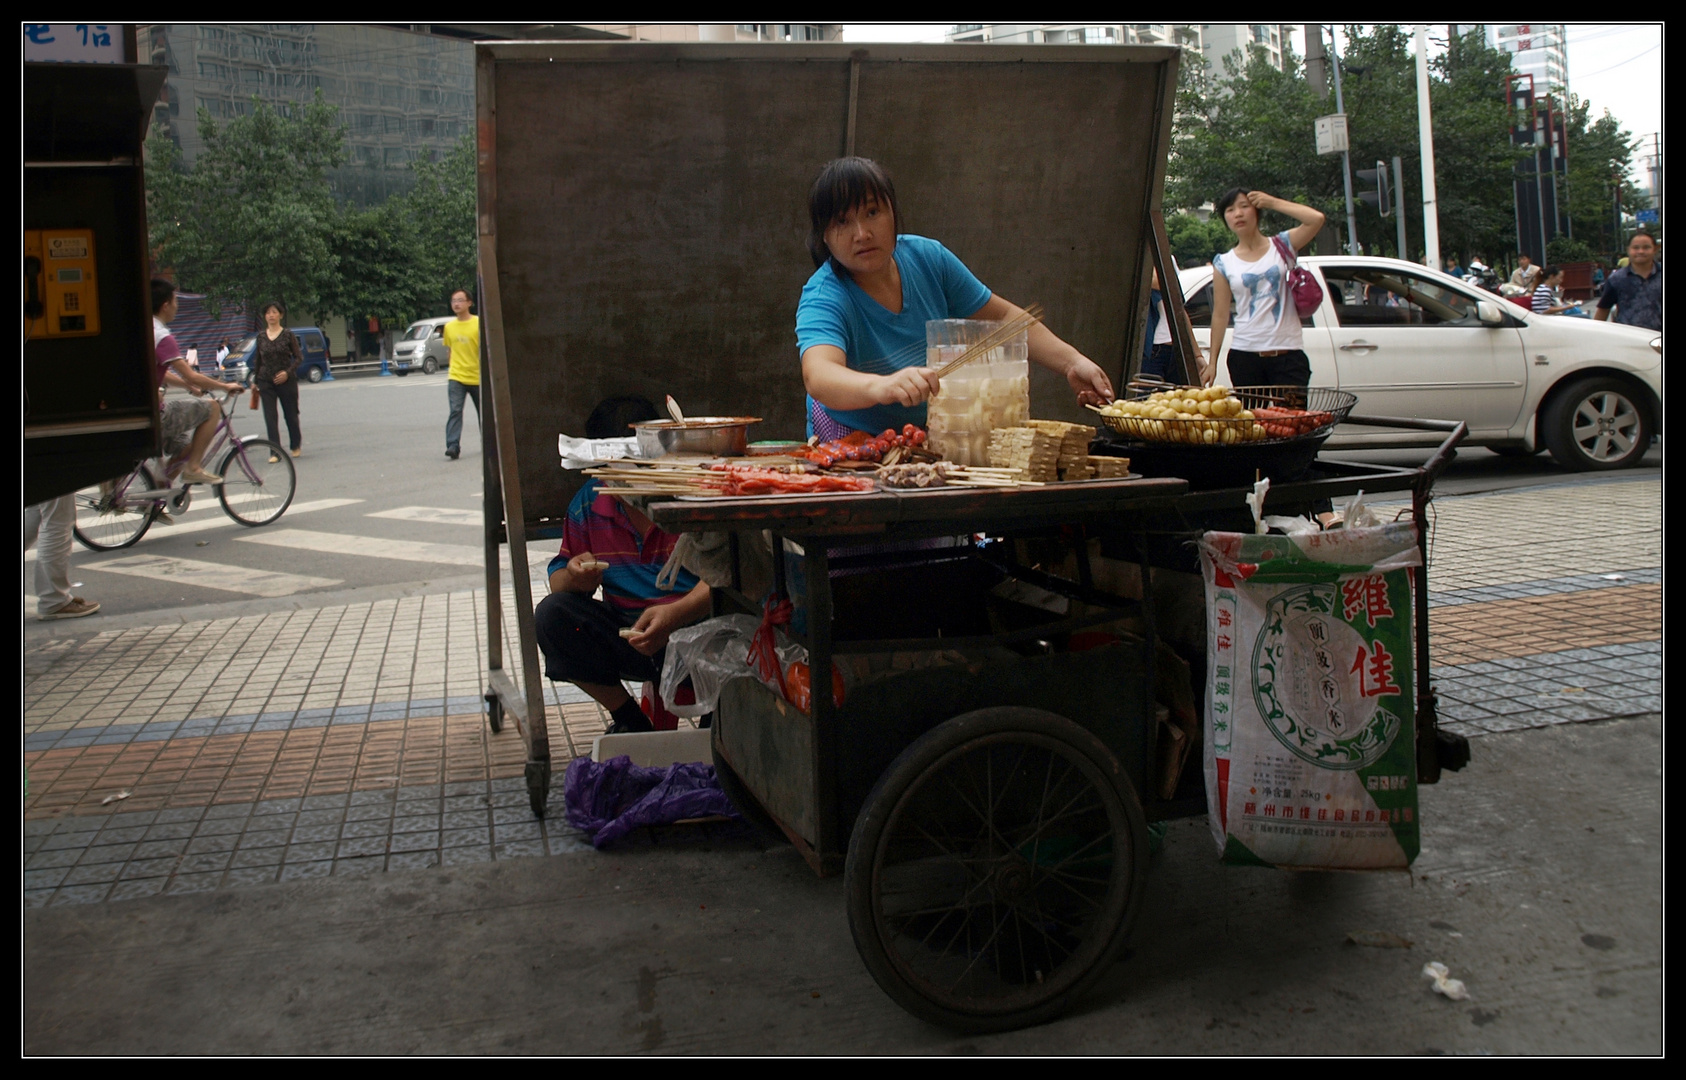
[1476,300,1506,326]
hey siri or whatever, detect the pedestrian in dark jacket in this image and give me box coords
[252,301,304,459]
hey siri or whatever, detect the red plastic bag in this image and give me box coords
[784,661,845,712]
[747,594,793,700]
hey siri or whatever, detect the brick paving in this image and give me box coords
[21,475,1662,908]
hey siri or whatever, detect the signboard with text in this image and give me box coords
[24,24,123,63]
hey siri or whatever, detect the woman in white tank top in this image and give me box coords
[1203,188,1326,389]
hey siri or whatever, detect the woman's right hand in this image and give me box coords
[874,367,943,407]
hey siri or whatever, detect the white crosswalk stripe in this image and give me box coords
[25,498,365,563]
[84,553,342,597]
[367,505,481,527]
[236,528,484,565]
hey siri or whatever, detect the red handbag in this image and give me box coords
[1274,234,1325,317]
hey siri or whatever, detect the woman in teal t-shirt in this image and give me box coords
[795,157,1114,439]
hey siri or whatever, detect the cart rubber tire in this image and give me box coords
[1541,376,1653,471]
[486,695,503,734]
[712,740,788,844]
[845,707,1148,1034]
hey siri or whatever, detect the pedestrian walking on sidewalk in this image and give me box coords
[442,287,481,460]
[1594,231,1662,331]
[25,496,99,620]
[252,302,304,461]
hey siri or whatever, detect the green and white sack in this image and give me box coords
[1199,524,1422,870]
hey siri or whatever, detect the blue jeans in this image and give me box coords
[445,379,481,453]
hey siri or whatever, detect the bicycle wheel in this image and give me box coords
[218,438,296,526]
[72,465,160,551]
[845,707,1147,1033]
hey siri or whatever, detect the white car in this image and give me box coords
[392,316,452,376]
[1174,256,1661,470]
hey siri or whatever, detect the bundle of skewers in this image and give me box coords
[583,458,1038,498]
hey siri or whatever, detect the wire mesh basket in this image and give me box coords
[1089,385,1358,447]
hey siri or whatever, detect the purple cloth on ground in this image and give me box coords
[563,755,740,848]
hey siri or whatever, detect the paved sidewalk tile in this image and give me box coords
[20,475,1660,907]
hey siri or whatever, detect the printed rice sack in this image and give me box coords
[1199,524,1422,870]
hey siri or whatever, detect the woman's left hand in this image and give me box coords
[1065,355,1114,407]
[273,371,289,385]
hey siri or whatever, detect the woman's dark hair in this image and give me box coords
[261,301,286,319]
[1214,188,1250,220]
[150,277,176,315]
[807,157,901,274]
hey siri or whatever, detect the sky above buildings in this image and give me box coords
[839,23,1661,173]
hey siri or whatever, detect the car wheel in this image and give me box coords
[1541,377,1653,471]
[395,368,409,376]
[306,366,324,384]
[422,358,439,375]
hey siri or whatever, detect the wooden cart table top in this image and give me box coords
[645,475,1191,538]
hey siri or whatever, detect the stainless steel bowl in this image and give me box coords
[630,417,761,458]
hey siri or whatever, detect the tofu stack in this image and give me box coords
[1025,420,1098,480]
[987,427,1061,482]
[1088,455,1132,479]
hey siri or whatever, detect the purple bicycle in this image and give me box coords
[72,389,297,551]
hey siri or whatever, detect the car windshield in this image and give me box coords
[235,336,256,355]
[403,323,436,341]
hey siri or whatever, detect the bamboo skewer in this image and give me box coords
[932,303,1045,379]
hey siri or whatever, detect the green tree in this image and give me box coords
[146,91,345,321]
[1167,26,1531,265]
[1166,212,1233,266]
[402,134,479,314]
[324,199,431,330]
[1559,99,1646,262]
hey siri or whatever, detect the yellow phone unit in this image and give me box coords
[25,228,101,338]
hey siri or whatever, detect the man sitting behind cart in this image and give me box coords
[536,478,712,734]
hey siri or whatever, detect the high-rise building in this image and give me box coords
[1195,24,1296,79]
[946,23,1301,83]
[1491,24,1569,95]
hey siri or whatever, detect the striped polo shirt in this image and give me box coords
[548,479,699,612]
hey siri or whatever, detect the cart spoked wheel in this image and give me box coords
[845,707,1148,1033]
[712,739,787,844]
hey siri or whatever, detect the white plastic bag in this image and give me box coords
[659,615,804,718]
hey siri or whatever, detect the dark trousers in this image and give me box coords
[534,590,665,689]
[1225,348,1311,390]
[446,379,481,453]
[258,377,302,450]
[1141,342,1182,382]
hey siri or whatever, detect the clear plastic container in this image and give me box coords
[924,319,1030,466]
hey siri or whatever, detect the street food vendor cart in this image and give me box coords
[473,41,1470,1032]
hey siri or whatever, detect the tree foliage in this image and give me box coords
[404,134,479,313]
[1559,99,1647,262]
[147,103,479,329]
[1166,212,1233,267]
[146,91,344,321]
[1165,26,1647,269]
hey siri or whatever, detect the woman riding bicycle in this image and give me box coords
[154,278,243,483]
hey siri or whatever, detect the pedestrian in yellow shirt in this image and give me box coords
[442,287,481,460]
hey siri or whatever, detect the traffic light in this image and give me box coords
[1357,161,1391,217]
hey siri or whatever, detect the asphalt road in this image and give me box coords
[28,373,1661,624]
